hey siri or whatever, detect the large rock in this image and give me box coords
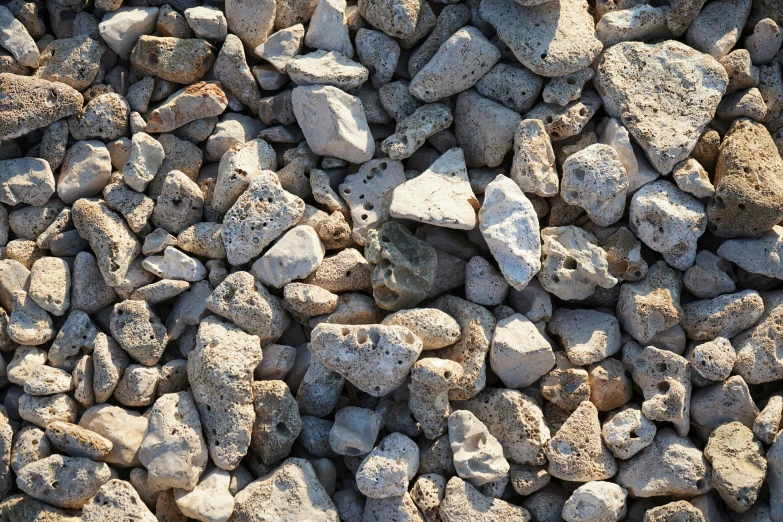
[595,40,728,174]
[707,118,783,238]
[480,0,602,77]
[292,85,375,164]
[187,316,263,470]
[0,73,83,141]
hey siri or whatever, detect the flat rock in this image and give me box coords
[0,73,83,141]
[16,454,111,508]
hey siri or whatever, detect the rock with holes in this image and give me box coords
[356,432,419,498]
[292,84,375,164]
[16,454,112,508]
[510,119,558,197]
[548,308,621,366]
[616,428,712,497]
[205,271,288,344]
[626,345,691,437]
[409,357,464,439]
[381,103,453,160]
[703,422,765,513]
[110,300,168,366]
[250,380,302,465]
[357,0,419,40]
[212,138,277,215]
[538,226,617,301]
[440,476,531,522]
[231,458,339,521]
[389,148,479,230]
[409,26,499,103]
[449,410,509,486]
[617,261,683,344]
[479,175,541,291]
[630,180,707,270]
[44,421,113,461]
[687,337,736,386]
[601,406,656,460]
[410,474,446,522]
[151,170,204,234]
[596,40,727,175]
[545,401,617,482]
[490,313,554,389]
[82,479,156,521]
[222,171,305,266]
[364,221,437,311]
[381,308,461,350]
[561,144,628,226]
[310,323,422,397]
[187,316,263,470]
[139,391,208,491]
[707,118,783,237]
[339,159,406,245]
[0,73,83,141]
[680,290,764,340]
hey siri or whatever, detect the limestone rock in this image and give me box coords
[595,40,728,174]
[0,73,83,141]
[448,410,509,486]
[617,261,683,344]
[601,406,656,460]
[82,479,156,522]
[680,290,764,340]
[251,225,324,288]
[390,148,479,230]
[356,432,418,498]
[490,313,554,388]
[703,422,765,513]
[511,119,558,197]
[561,144,628,226]
[479,175,541,291]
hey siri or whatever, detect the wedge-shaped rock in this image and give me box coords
[212,139,277,214]
[479,175,541,290]
[511,119,558,197]
[480,0,602,77]
[310,323,423,397]
[139,391,208,491]
[292,84,374,163]
[390,148,478,230]
[596,40,728,174]
[545,401,617,482]
[286,50,368,91]
[381,103,452,160]
[81,479,156,522]
[0,73,83,140]
[145,81,228,133]
[187,316,263,470]
[232,458,339,521]
[222,172,305,265]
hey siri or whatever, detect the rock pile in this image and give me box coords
[1,0,783,520]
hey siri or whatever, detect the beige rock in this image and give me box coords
[449,410,509,486]
[704,422,765,512]
[16,454,111,509]
[601,406,656,460]
[145,82,228,133]
[490,313,554,388]
[510,119,558,197]
[0,73,83,141]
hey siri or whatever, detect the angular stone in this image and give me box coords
[110,300,168,366]
[98,7,158,59]
[81,479,156,522]
[440,477,531,522]
[390,148,478,230]
[356,432,419,498]
[601,406,656,460]
[481,0,602,77]
[617,261,683,344]
[704,422,765,512]
[479,175,541,290]
[511,119,558,197]
[250,380,302,465]
[145,82,228,134]
[548,308,621,366]
[0,158,55,207]
[490,313,554,388]
[381,103,452,160]
[717,226,783,279]
[595,40,728,174]
[251,225,324,288]
[449,410,509,486]
[173,466,234,522]
[187,316,262,470]
[0,73,83,141]
[16,454,111,508]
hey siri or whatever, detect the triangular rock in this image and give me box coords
[596,40,728,174]
[389,148,479,230]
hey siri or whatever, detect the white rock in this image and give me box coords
[0,158,56,206]
[305,0,353,58]
[672,158,715,198]
[389,148,479,230]
[563,481,627,522]
[184,6,227,40]
[175,466,234,522]
[717,225,783,279]
[356,432,419,498]
[329,406,383,456]
[254,24,304,73]
[123,132,165,193]
[465,256,509,306]
[224,0,274,50]
[0,5,39,67]
[212,138,277,215]
[99,7,159,60]
[629,180,707,270]
[448,409,509,486]
[490,313,554,389]
[28,257,70,316]
[548,308,621,366]
[479,175,541,291]
[250,225,325,288]
[142,247,206,282]
[599,118,659,193]
[685,0,752,59]
[561,144,628,226]
[292,85,374,164]
[57,141,112,205]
